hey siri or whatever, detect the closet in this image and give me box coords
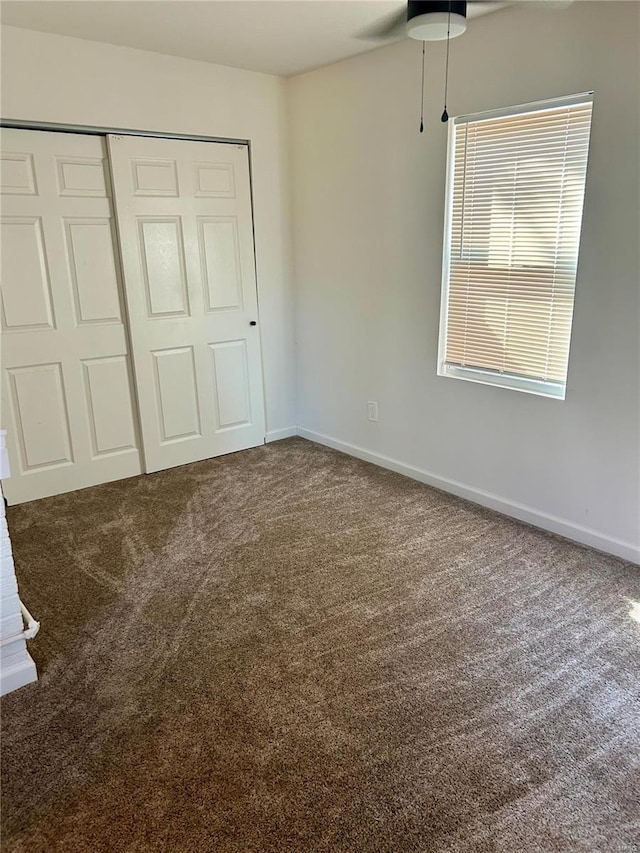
[0,128,265,504]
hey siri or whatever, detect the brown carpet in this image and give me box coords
[1,437,639,852]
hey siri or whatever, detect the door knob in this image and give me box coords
[249,321,257,326]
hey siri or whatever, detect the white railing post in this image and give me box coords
[0,429,39,696]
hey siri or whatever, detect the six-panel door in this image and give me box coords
[107,135,265,474]
[0,129,142,504]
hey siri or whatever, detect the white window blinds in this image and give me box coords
[438,93,593,399]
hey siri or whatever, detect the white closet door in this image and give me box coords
[0,129,142,504]
[107,135,265,473]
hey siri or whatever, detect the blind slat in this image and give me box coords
[442,96,593,392]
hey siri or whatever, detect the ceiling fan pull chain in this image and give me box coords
[441,2,452,122]
[419,40,426,133]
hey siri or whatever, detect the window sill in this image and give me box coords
[438,363,566,400]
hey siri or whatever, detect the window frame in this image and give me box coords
[437,92,594,401]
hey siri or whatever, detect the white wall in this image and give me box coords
[1,25,296,437]
[289,1,640,561]
[2,8,638,561]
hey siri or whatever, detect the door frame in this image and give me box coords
[0,118,248,146]
[0,118,268,477]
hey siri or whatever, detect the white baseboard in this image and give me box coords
[0,652,37,697]
[265,427,298,443]
[297,426,640,565]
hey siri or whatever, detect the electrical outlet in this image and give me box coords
[367,401,378,422]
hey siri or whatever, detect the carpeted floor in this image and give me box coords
[1,437,639,852]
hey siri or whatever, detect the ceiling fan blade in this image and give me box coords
[355,7,408,42]
[355,0,574,45]
[526,0,574,10]
[468,0,574,7]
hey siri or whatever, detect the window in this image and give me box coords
[437,93,593,399]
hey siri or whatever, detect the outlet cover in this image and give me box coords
[367,401,378,422]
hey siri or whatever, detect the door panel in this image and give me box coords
[151,346,202,443]
[199,218,243,311]
[1,218,55,330]
[0,129,142,503]
[7,362,73,471]
[81,356,139,457]
[139,218,189,316]
[210,340,251,430]
[108,135,265,473]
[65,219,123,323]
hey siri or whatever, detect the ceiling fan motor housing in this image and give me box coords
[407,1,468,41]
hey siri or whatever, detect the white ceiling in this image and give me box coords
[0,1,510,77]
